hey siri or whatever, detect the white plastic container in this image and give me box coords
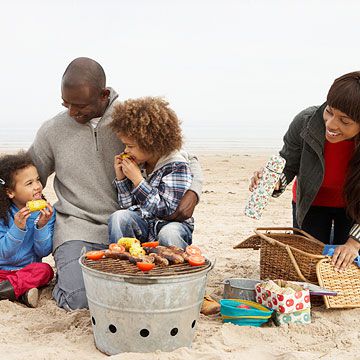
[244,155,286,219]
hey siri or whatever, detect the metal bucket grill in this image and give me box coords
[80,255,213,355]
[83,257,211,276]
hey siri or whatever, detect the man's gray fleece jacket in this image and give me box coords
[28,88,203,251]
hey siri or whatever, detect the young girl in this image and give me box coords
[249,71,360,271]
[108,97,194,249]
[0,151,55,307]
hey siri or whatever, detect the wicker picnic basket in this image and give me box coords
[234,227,360,308]
[234,227,325,284]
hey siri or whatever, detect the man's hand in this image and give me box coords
[164,190,198,222]
[37,203,54,229]
[331,237,360,271]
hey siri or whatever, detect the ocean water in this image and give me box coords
[0,127,283,153]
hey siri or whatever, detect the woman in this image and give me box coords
[249,71,360,271]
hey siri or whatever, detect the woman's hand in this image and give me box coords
[14,207,31,230]
[121,158,143,186]
[114,154,126,180]
[249,167,280,191]
[37,202,54,229]
[331,237,360,271]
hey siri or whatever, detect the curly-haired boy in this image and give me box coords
[108,97,194,248]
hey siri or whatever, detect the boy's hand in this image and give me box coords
[37,203,54,229]
[121,158,143,187]
[114,154,126,180]
[14,208,31,230]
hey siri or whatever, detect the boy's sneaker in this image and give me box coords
[20,288,39,308]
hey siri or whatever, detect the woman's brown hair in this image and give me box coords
[327,71,360,222]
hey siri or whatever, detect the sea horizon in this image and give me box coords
[0,136,282,154]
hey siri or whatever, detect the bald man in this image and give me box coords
[28,57,203,310]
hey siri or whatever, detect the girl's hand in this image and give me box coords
[121,158,143,186]
[14,207,31,230]
[331,237,360,271]
[37,203,54,229]
[114,154,126,180]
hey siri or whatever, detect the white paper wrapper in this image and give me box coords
[244,155,286,219]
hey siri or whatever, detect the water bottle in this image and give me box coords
[244,154,286,220]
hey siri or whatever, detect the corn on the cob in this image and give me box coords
[26,199,47,212]
[117,237,140,250]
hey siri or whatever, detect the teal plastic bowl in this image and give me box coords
[220,298,273,327]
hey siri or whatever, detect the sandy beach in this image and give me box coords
[1,151,359,360]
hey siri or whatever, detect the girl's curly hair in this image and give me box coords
[110,97,183,157]
[0,151,34,226]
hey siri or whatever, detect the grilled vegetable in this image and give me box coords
[188,255,206,266]
[137,262,155,272]
[109,243,126,253]
[117,237,140,250]
[141,241,159,248]
[129,243,146,257]
[185,245,202,256]
[86,250,105,260]
[26,199,47,212]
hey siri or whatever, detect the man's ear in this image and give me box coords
[101,88,110,100]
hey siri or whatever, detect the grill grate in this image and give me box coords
[82,257,210,276]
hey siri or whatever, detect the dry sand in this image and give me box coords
[1,151,359,360]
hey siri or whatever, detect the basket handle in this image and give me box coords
[255,227,318,241]
[285,245,311,283]
[254,228,325,260]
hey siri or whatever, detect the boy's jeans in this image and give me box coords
[108,209,193,249]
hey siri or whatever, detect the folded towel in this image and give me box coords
[322,245,360,268]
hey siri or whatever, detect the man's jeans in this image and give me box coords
[108,209,193,249]
[52,240,107,311]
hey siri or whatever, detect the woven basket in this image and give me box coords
[235,227,325,284]
[316,258,360,309]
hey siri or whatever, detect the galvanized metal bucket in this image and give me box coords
[79,255,214,355]
[223,278,258,301]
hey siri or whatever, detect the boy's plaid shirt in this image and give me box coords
[114,161,194,240]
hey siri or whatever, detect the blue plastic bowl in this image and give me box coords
[220,298,273,327]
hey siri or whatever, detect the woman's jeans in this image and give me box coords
[292,202,353,245]
[108,209,193,249]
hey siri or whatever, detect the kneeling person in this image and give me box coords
[109,97,194,249]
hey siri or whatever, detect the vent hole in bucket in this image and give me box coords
[109,324,117,333]
[140,329,150,338]
[91,317,96,325]
[170,328,178,336]
[191,320,196,328]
